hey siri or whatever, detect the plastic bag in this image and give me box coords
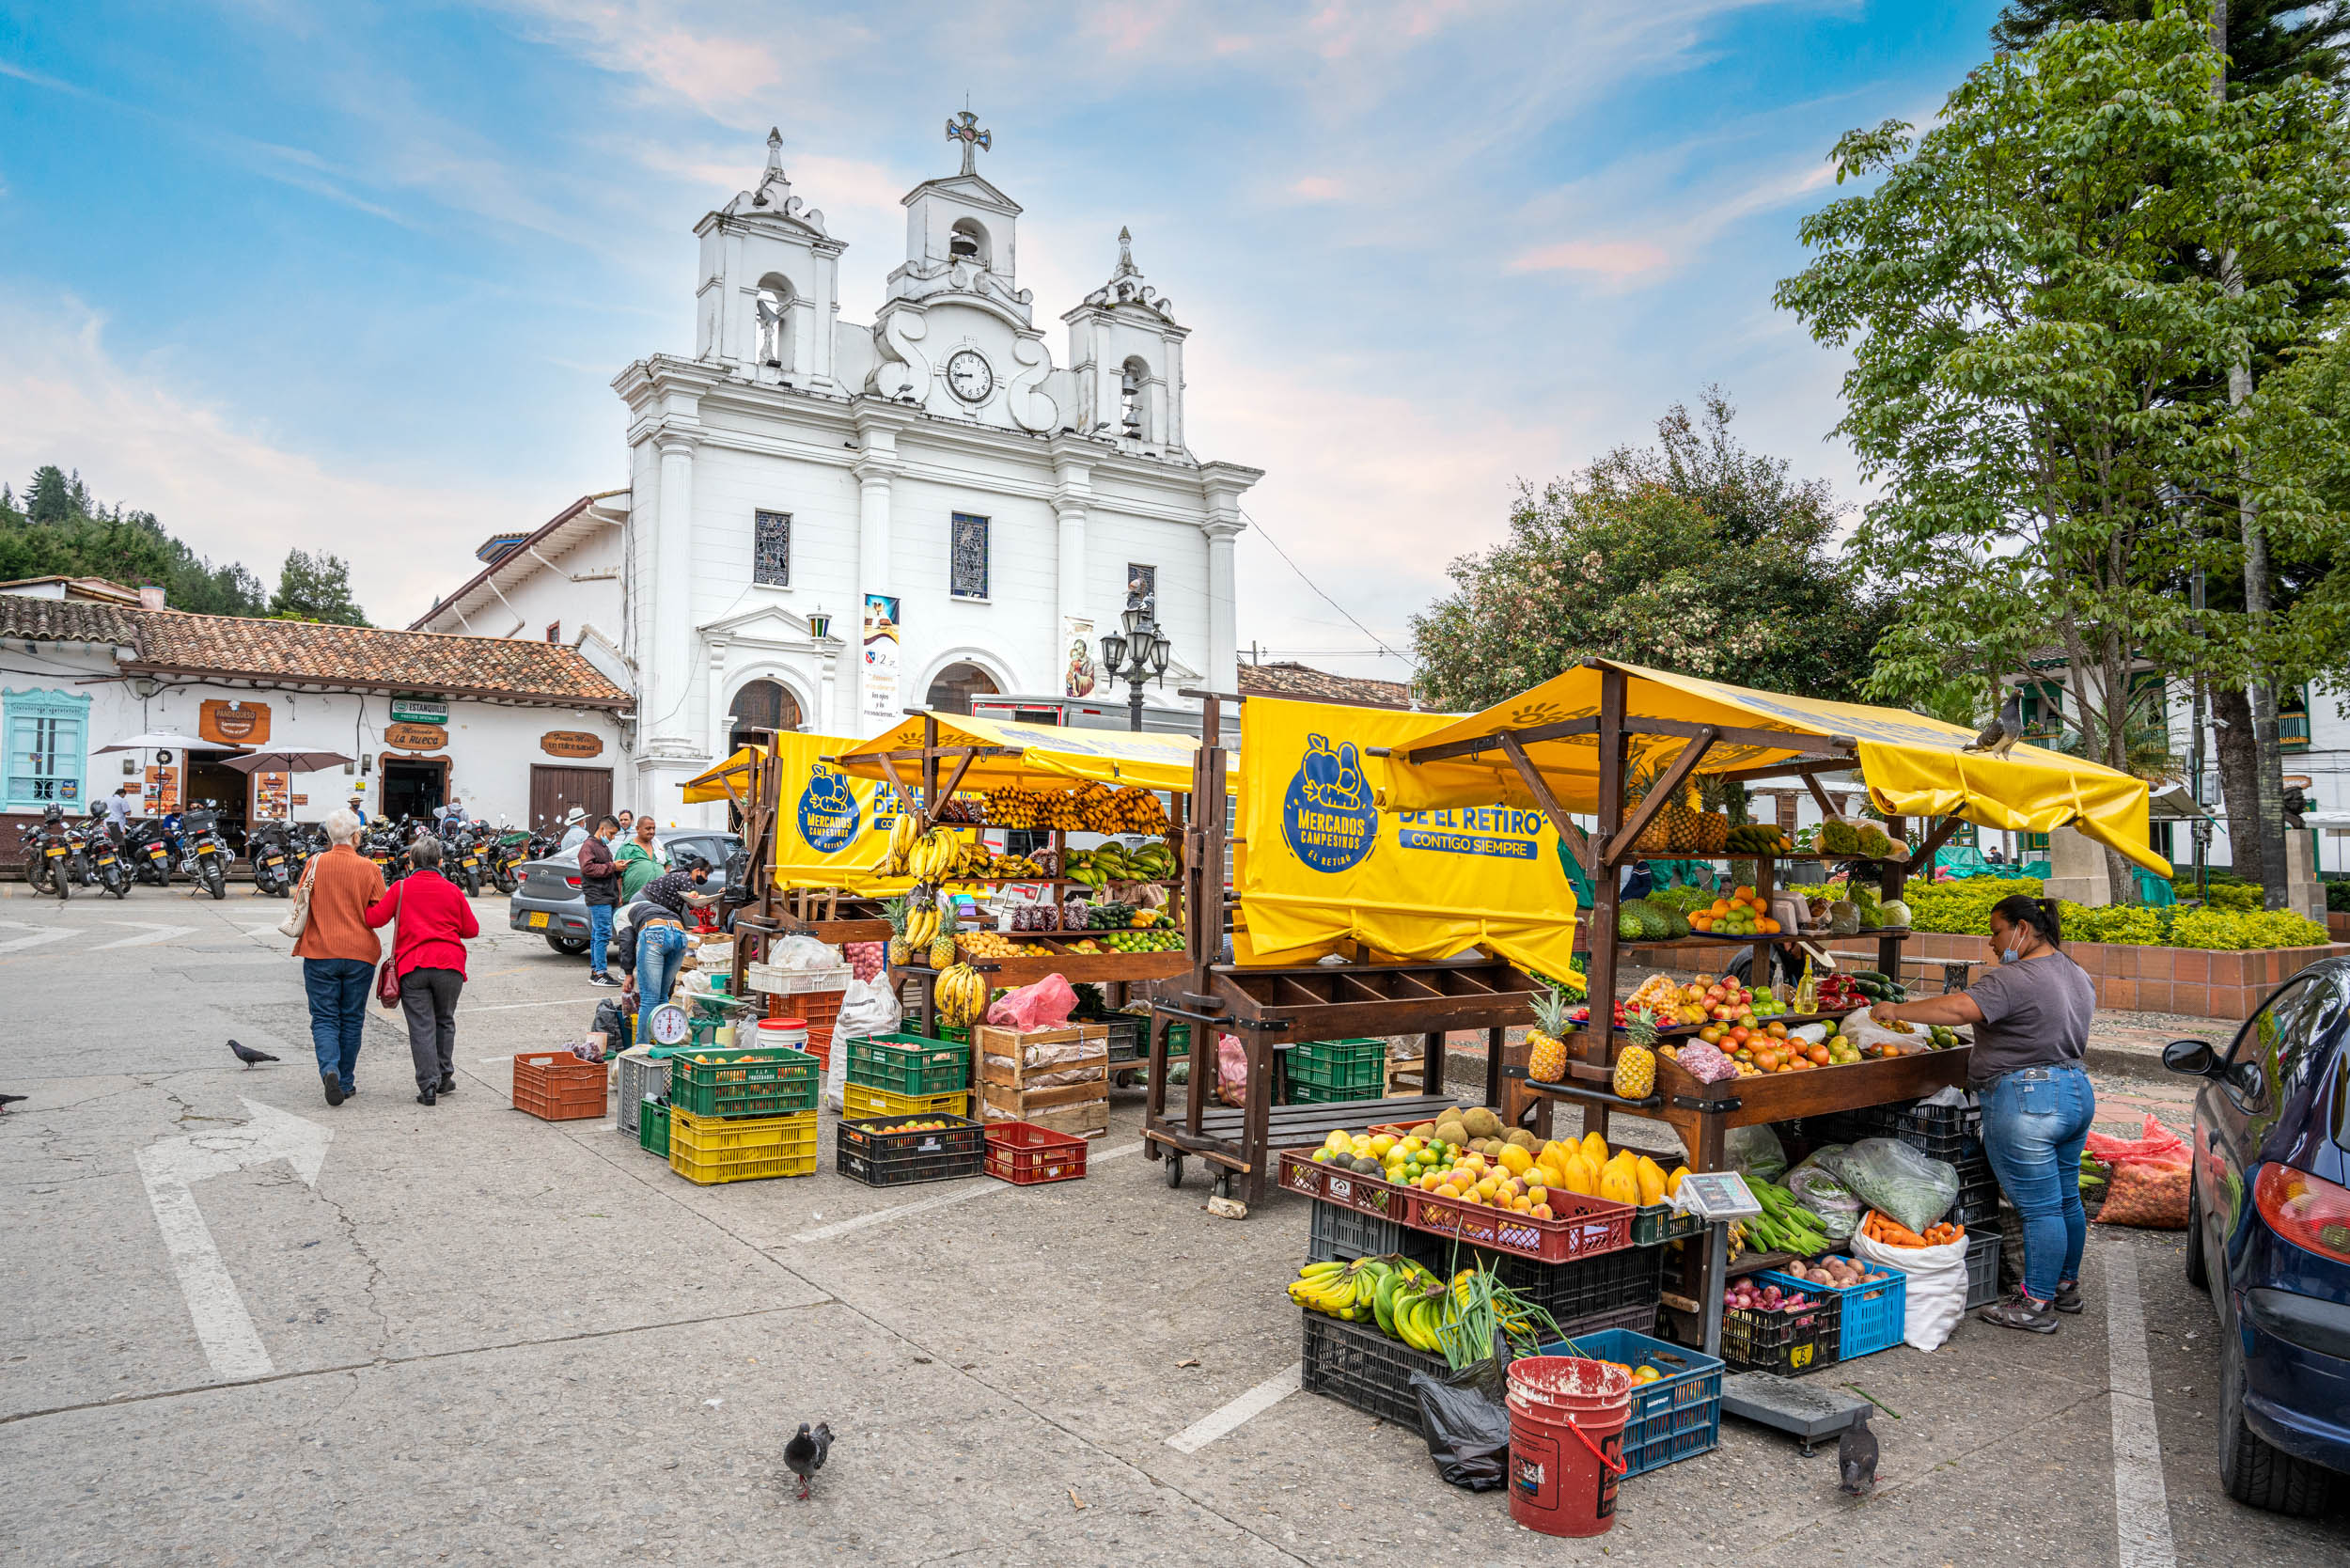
[1725,1124,1788,1184]
[2093,1158,2189,1229]
[1409,1360,1512,1491]
[1215,1033,1248,1107]
[986,973,1078,1031]
[837,975,902,1045]
[768,933,841,971]
[1851,1225,1970,1351]
[2086,1113,2189,1168]
[592,998,632,1054]
[822,1028,849,1114]
[1817,1137,1959,1234]
[1784,1149,1863,1243]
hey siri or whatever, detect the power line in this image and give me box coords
[1238,507,1418,669]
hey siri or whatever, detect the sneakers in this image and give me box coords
[415,1088,436,1106]
[321,1073,345,1107]
[1979,1293,2060,1334]
[437,1074,457,1094]
[588,972,620,989]
[2051,1279,2085,1315]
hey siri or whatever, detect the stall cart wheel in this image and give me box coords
[1213,1169,1234,1200]
[1115,1070,1136,1089]
[1165,1154,1184,1188]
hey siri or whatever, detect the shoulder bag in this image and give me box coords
[277,854,320,941]
[375,879,408,1010]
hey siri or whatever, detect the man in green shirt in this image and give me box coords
[617,815,665,902]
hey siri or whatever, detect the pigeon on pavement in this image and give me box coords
[1963,693,2023,759]
[1839,1415,1879,1497]
[784,1421,833,1500]
[0,1094,26,1113]
[228,1040,279,1068]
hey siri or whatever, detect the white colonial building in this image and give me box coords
[415,116,1261,821]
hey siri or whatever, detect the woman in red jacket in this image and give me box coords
[367,836,481,1105]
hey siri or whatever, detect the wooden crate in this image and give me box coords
[974,1023,1109,1138]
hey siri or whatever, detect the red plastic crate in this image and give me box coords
[769,988,847,1057]
[512,1048,606,1121]
[1278,1151,1635,1263]
[983,1121,1090,1184]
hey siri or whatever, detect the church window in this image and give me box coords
[950,512,990,600]
[948,218,989,265]
[926,662,1000,715]
[754,510,792,588]
[755,276,794,368]
[1125,563,1156,610]
[728,679,803,750]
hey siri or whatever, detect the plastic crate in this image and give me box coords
[638,1100,669,1156]
[1756,1259,1907,1361]
[1287,1038,1386,1092]
[1299,1310,1446,1435]
[847,1033,971,1096]
[1963,1224,2005,1310]
[984,1121,1090,1184]
[1285,1077,1386,1105]
[511,1048,607,1122]
[1306,1199,1416,1262]
[1280,1150,1636,1264]
[1949,1155,2003,1227]
[616,1050,669,1136]
[841,1081,972,1121]
[1084,1013,1149,1063]
[1631,1203,1705,1247]
[1812,1099,1983,1166]
[666,1106,818,1184]
[1539,1327,1722,1477]
[665,1045,820,1120]
[1556,1298,1661,1339]
[837,1114,988,1187]
[1720,1292,1841,1375]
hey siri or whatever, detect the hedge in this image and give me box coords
[1894,877,2328,949]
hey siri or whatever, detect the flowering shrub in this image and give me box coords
[2165,909,2330,950]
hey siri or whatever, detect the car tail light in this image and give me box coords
[2254,1163,2350,1263]
[565,875,581,889]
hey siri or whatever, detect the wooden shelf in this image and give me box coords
[1616,928,1912,951]
[1565,1011,1840,1041]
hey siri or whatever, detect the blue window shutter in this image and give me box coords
[2,688,91,812]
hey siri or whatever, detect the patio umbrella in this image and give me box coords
[215,750,357,775]
[93,732,244,753]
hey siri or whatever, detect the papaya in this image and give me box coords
[1579,1130,1608,1168]
[1635,1155,1668,1206]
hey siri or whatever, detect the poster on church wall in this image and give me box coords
[1062,616,1096,698]
[861,593,901,724]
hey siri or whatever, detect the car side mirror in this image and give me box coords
[2161,1037,2219,1078]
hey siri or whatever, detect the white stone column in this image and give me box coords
[852,454,897,735]
[1163,333,1185,452]
[1053,455,1091,698]
[1202,520,1241,696]
[650,431,697,753]
[706,637,731,760]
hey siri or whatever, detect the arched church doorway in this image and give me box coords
[924,662,999,715]
[728,679,803,751]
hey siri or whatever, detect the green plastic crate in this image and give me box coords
[638,1100,669,1156]
[664,1044,819,1119]
[1287,1037,1386,1092]
[847,1033,971,1096]
[1285,1077,1384,1105]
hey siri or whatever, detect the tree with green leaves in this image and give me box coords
[2,468,270,615]
[1777,6,2350,903]
[1410,390,1890,713]
[269,548,369,626]
[1992,0,2350,92]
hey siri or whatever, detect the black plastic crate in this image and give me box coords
[1299,1310,1447,1434]
[1948,1154,2003,1227]
[1720,1293,1841,1375]
[1555,1297,1661,1341]
[1963,1224,2004,1310]
[1306,1199,1417,1263]
[1811,1100,1982,1166]
[835,1114,988,1188]
[1415,1236,1667,1328]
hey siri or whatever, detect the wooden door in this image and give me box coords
[529,765,613,830]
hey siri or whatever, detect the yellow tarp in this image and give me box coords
[834,711,1232,795]
[1378,660,2167,874]
[1236,698,1584,984]
[682,735,911,895]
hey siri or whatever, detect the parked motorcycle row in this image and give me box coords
[14,804,536,902]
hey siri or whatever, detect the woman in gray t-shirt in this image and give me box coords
[1864,895,2097,1335]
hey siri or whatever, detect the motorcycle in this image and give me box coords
[487,823,531,894]
[123,818,176,886]
[246,820,304,897]
[177,803,231,900]
[18,809,75,900]
[445,818,488,897]
[70,817,130,899]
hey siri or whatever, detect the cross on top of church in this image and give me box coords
[945,108,991,176]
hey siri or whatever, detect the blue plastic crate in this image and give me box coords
[1756,1259,1907,1361]
[1535,1326,1723,1478]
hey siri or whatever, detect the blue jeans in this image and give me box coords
[636,924,689,1025]
[303,958,375,1091]
[588,902,615,975]
[1979,1062,2096,1303]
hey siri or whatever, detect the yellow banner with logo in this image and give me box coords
[682,736,910,895]
[1236,698,1584,985]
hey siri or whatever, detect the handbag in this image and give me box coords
[277,855,319,941]
[375,880,407,1010]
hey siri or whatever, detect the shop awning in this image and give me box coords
[833,712,1233,795]
[682,747,759,806]
[1377,660,2168,875]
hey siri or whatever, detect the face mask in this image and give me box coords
[2000,946,2021,964]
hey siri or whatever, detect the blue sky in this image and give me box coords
[0,1,2004,678]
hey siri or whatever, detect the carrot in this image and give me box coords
[1877,1217,1929,1247]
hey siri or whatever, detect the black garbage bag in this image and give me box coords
[593,997,632,1053]
[1410,1358,1512,1491]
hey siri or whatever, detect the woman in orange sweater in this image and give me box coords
[291,808,386,1105]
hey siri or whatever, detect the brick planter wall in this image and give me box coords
[1902,932,2344,1021]
[2330,912,2350,944]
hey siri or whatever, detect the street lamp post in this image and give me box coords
[1098,588,1171,732]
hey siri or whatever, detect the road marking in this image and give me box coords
[784,1142,1142,1243]
[1165,1362,1303,1453]
[2106,1243,2177,1568]
[458,997,603,1014]
[92,921,196,949]
[135,1099,333,1381]
[0,925,73,956]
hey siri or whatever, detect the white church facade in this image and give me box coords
[415,114,1261,823]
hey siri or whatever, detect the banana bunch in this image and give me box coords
[878,813,919,877]
[903,827,966,883]
[901,899,945,952]
[934,962,990,1026]
[1288,1255,1451,1344]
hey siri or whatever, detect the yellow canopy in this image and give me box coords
[1379,660,2167,874]
[682,747,760,806]
[834,711,1232,795]
[682,735,914,895]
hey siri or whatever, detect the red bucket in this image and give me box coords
[1505,1356,1631,1538]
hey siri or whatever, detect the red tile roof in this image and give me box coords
[124,611,631,707]
[0,594,144,647]
[1235,661,1417,710]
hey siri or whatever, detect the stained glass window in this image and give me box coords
[754,510,791,588]
[950,512,990,599]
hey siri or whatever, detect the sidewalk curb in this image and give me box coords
[2084,1044,2177,1086]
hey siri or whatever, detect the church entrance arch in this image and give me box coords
[728,677,804,752]
[924,661,1001,715]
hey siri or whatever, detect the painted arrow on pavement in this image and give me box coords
[136,1098,334,1380]
[92,921,196,949]
[0,920,74,957]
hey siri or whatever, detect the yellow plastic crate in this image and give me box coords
[840,1082,972,1121]
[667,1106,818,1184]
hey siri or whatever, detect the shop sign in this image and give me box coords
[390,698,448,724]
[200,699,272,745]
[385,722,447,752]
[540,730,604,759]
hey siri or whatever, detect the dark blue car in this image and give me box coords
[2164,954,2350,1514]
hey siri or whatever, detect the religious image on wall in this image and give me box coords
[1062,616,1096,698]
[861,593,901,723]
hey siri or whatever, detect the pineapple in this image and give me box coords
[884,897,912,967]
[1613,1006,1659,1101]
[1624,749,1705,853]
[1527,987,1572,1083]
[929,921,960,969]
